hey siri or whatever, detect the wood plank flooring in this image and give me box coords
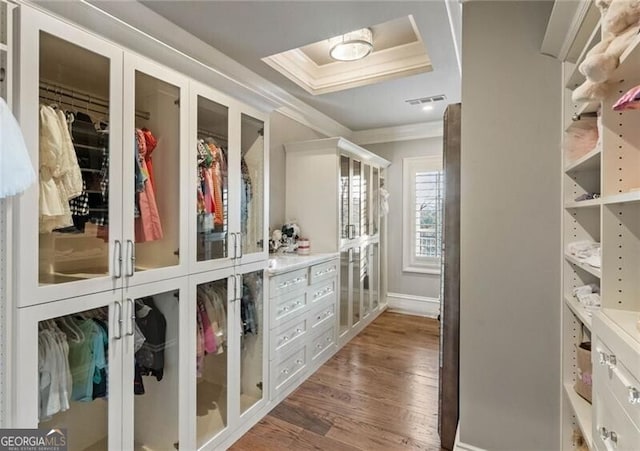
[230,312,442,450]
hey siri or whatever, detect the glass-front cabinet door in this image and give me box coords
[372,167,380,236]
[237,267,266,418]
[351,246,362,327]
[339,249,351,339]
[238,112,267,264]
[120,279,189,451]
[351,160,362,240]
[190,83,234,272]
[122,55,189,287]
[15,291,124,451]
[339,155,350,244]
[17,8,124,306]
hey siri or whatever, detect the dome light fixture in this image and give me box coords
[329,28,374,62]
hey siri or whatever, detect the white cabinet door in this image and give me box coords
[121,54,190,288]
[14,290,125,451]
[120,277,190,451]
[17,7,124,306]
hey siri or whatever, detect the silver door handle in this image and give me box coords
[230,232,237,259]
[126,298,135,336]
[114,240,122,279]
[126,239,135,277]
[237,233,244,259]
[114,301,123,340]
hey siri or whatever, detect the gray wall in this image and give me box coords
[366,138,442,299]
[459,2,561,450]
[269,112,326,230]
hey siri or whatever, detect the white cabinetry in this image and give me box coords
[10,5,269,451]
[284,138,389,346]
[267,255,339,403]
[561,13,640,450]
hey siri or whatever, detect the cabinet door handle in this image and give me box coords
[629,386,640,405]
[599,426,608,441]
[229,232,237,259]
[114,240,122,278]
[114,301,123,340]
[238,233,243,259]
[126,240,135,277]
[126,298,135,336]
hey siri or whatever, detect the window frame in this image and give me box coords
[402,155,443,274]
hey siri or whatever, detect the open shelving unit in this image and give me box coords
[561,3,640,449]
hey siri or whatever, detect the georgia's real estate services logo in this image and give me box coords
[0,429,67,451]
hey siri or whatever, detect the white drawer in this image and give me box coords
[271,345,307,393]
[270,268,309,298]
[308,279,336,304]
[271,290,307,326]
[309,259,338,284]
[310,324,335,363]
[594,336,640,429]
[309,296,336,330]
[593,384,640,451]
[270,315,308,360]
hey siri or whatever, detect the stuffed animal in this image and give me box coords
[574,0,640,101]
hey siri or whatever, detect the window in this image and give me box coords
[403,156,443,273]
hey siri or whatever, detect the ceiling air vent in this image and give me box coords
[405,94,447,106]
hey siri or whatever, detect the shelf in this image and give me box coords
[577,101,600,115]
[564,383,593,450]
[565,199,601,209]
[564,146,601,173]
[601,191,640,205]
[603,308,640,347]
[564,295,593,331]
[610,33,640,83]
[565,254,601,278]
[565,23,601,91]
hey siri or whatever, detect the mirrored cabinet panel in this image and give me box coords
[372,167,380,236]
[363,164,370,236]
[339,250,350,337]
[196,278,229,447]
[130,71,181,274]
[240,114,265,258]
[351,160,362,239]
[352,246,361,326]
[340,155,350,240]
[196,96,229,264]
[38,31,114,287]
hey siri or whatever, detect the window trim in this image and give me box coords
[402,155,443,274]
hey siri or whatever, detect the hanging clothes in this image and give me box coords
[240,156,253,236]
[0,97,36,198]
[134,297,167,381]
[134,129,163,243]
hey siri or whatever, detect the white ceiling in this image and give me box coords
[139,1,461,131]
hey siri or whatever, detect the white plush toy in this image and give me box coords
[574,0,640,102]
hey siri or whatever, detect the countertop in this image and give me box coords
[267,252,339,276]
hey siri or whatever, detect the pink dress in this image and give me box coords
[135,129,163,243]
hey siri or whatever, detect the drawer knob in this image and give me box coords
[282,368,290,375]
[296,328,302,333]
[608,354,617,368]
[598,351,617,368]
[283,306,289,311]
[610,431,618,445]
[326,337,331,342]
[283,336,289,341]
[629,386,640,405]
[296,301,302,306]
[599,426,609,441]
[296,359,303,365]
[316,344,322,349]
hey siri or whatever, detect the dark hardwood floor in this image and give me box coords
[230,312,442,451]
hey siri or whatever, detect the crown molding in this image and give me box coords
[351,121,443,145]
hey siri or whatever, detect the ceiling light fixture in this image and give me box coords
[422,104,434,111]
[329,28,374,62]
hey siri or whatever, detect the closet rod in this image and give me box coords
[198,128,228,143]
[39,81,151,121]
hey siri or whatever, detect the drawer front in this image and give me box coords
[309,259,338,284]
[593,384,640,451]
[310,325,335,362]
[309,297,336,330]
[271,290,308,325]
[270,268,309,297]
[272,345,307,391]
[271,316,308,359]
[308,279,336,304]
[594,337,640,428]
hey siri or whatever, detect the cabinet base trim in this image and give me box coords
[386,292,440,318]
[454,425,488,451]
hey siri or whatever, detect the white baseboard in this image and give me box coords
[454,424,488,451]
[386,292,440,318]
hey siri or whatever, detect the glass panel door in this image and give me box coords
[372,167,380,236]
[37,31,115,287]
[38,306,112,451]
[363,164,370,236]
[340,156,350,240]
[196,277,229,446]
[130,70,181,274]
[196,96,229,264]
[131,289,181,451]
[362,245,370,317]
[240,114,265,258]
[351,160,362,239]
[239,270,264,415]
[339,250,350,336]
[351,247,361,326]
